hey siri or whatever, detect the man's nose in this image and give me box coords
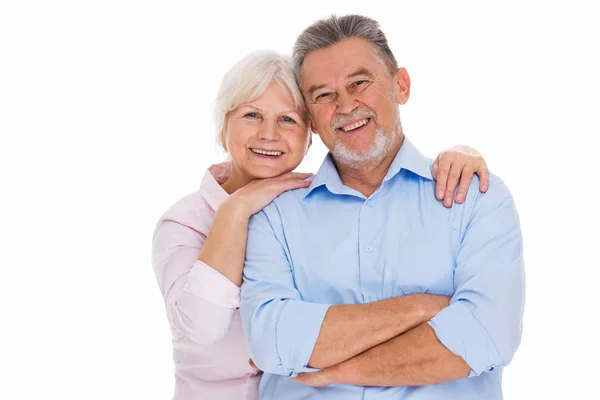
[336,91,358,115]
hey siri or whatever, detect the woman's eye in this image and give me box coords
[244,112,260,119]
[282,116,296,124]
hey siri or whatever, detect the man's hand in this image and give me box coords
[250,357,335,387]
[292,367,336,387]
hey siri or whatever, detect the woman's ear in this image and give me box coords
[220,133,228,152]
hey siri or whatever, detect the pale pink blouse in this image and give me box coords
[152,162,260,400]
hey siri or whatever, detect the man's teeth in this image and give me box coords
[341,118,369,132]
[251,148,283,156]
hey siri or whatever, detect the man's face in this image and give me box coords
[300,38,410,167]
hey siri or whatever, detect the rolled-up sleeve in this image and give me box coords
[428,176,525,376]
[152,219,240,346]
[240,210,331,377]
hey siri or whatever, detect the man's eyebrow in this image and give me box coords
[347,68,374,79]
[307,84,328,98]
[306,69,374,97]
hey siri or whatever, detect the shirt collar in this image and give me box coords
[198,162,231,211]
[384,137,433,182]
[303,136,433,199]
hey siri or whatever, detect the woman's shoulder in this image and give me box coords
[155,190,214,235]
[154,163,230,234]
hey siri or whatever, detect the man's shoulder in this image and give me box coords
[402,170,515,231]
[458,172,518,230]
[266,179,313,210]
[247,183,310,229]
[467,172,513,206]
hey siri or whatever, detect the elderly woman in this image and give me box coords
[151,50,489,400]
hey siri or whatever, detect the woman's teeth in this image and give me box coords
[251,148,283,156]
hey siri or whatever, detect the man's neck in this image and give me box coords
[335,134,404,198]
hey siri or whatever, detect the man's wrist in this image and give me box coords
[412,294,450,321]
[327,358,356,386]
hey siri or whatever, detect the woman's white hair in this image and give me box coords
[213,50,307,150]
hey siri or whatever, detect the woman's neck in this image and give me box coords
[220,169,252,194]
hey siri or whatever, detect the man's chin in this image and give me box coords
[332,145,391,168]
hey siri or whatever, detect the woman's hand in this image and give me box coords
[196,171,311,287]
[432,145,489,207]
[227,172,313,217]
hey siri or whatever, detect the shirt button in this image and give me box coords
[365,200,373,208]
[365,246,372,252]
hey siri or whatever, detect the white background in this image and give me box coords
[1,1,599,399]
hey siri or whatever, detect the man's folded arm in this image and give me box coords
[240,209,451,377]
[239,210,329,377]
[430,176,525,376]
[326,176,525,386]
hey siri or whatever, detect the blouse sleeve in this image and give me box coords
[152,216,240,346]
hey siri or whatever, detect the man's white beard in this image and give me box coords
[332,121,397,169]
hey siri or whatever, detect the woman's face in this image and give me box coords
[223,81,310,181]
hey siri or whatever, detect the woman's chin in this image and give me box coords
[246,165,294,180]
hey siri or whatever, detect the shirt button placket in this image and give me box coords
[359,200,377,303]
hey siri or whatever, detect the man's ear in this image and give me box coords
[309,116,319,135]
[303,126,314,155]
[393,67,411,105]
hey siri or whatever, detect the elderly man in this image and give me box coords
[240,14,524,400]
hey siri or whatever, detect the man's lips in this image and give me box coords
[336,118,372,133]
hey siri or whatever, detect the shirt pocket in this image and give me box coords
[391,226,457,296]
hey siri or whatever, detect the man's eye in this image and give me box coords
[354,80,367,87]
[316,93,332,102]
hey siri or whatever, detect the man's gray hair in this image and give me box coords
[292,14,398,86]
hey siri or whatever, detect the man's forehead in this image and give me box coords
[300,39,382,86]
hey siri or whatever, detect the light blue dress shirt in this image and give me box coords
[241,138,525,400]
